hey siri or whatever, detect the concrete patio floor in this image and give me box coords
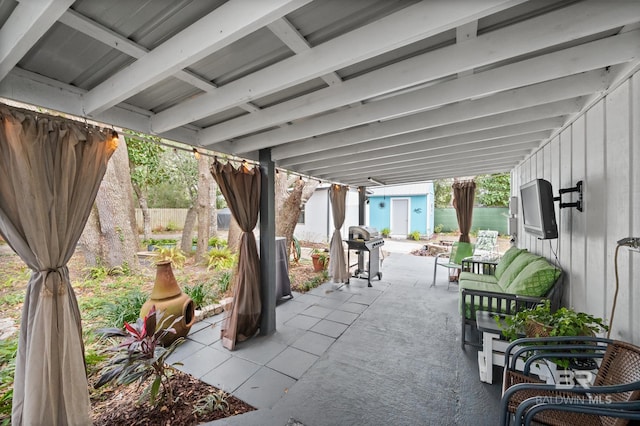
[168,241,502,425]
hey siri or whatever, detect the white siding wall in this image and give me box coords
[293,187,361,243]
[512,71,640,345]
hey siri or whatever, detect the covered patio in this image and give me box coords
[170,244,500,426]
[1,0,639,424]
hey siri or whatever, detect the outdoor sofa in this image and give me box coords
[459,246,563,348]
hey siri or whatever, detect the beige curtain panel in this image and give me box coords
[0,105,116,425]
[329,184,349,283]
[452,180,476,244]
[210,160,262,350]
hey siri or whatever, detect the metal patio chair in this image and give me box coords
[431,241,474,289]
[499,336,640,426]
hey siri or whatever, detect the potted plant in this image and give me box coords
[500,300,608,341]
[498,300,608,369]
[310,248,329,272]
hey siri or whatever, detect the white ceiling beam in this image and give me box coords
[276,99,579,166]
[153,0,525,133]
[291,117,562,172]
[370,164,516,185]
[0,0,74,82]
[60,10,262,114]
[273,71,603,161]
[330,154,527,185]
[0,68,199,146]
[267,17,341,86]
[60,9,261,113]
[305,131,549,177]
[315,149,534,183]
[200,0,640,147]
[456,21,478,78]
[83,0,311,115]
[229,30,639,154]
[354,162,516,186]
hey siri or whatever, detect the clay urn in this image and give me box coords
[140,260,195,346]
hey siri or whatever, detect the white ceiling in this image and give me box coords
[1,0,639,187]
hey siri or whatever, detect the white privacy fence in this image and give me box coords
[134,208,188,231]
[134,208,231,231]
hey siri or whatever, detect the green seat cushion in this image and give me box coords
[459,272,499,287]
[497,252,540,289]
[494,247,527,280]
[503,259,561,296]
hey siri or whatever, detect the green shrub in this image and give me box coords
[0,337,17,424]
[408,230,421,241]
[154,246,186,269]
[207,248,236,271]
[434,224,444,234]
[217,271,232,294]
[184,282,215,309]
[165,221,179,232]
[193,390,230,415]
[381,228,391,238]
[100,289,148,328]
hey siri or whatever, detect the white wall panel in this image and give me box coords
[631,72,640,344]
[605,80,632,341]
[570,117,586,310]
[513,70,640,345]
[559,131,573,306]
[584,101,607,320]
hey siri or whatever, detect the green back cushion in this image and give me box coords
[503,259,561,296]
[497,252,540,289]
[494,246,527,280]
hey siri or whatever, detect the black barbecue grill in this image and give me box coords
[345,226,384,287]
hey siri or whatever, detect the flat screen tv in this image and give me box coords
[520,179,558,240]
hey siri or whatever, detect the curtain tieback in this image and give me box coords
[38,267,66,296]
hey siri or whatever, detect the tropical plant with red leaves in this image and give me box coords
[95,306,185,406]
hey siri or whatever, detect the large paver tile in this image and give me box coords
[337,301,368,314]
[200,357,260,393]
[284,314,321,331]
[290,331,336,356]
[267,347,319,379]
[166,339,205,364]
[188,323,221,346]
[233,337,287,365]
[233,367,297,409]
[310,319,349,338]
[178,346,231,379]
[301,305,332,319]
[325,309,359,325]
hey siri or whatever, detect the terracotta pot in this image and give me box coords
[140,260,195,346]
[311,253,328,272]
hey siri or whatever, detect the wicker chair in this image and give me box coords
[499,336,640,426]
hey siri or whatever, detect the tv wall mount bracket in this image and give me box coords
[554,180,583,212]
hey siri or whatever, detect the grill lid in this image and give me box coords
[348,226,379,240]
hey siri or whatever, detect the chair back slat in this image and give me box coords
[594,341,640,426]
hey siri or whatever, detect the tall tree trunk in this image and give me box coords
[210,179,218,237]
[275,174,319,261]
[195,156,211,264]
[132,183,152,241]
[181,206,197,253]
[227,216,241,253]
[79,136,139,270]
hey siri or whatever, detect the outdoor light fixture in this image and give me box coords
[193,147,201,160]
[368,177,386,186]
[109,130,119,149]
[608,237,640,338]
